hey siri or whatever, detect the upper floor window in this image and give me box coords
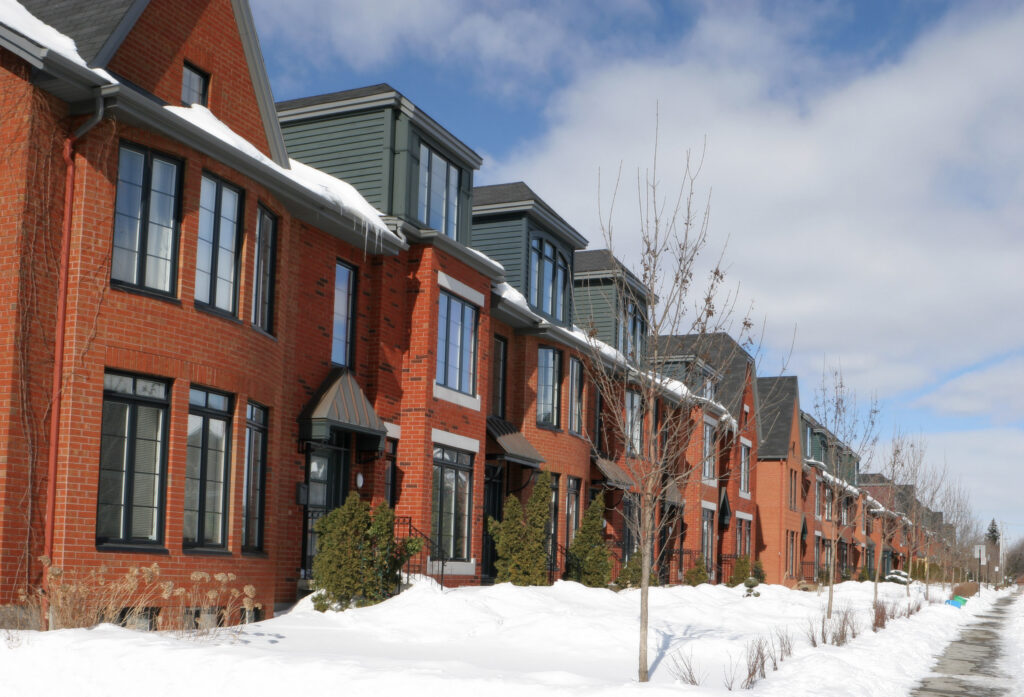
[491,336,507,418]
[529,239,569,321]
[97,372,169,545]
[626,390,642,456]
[418,143,459,237]
[332,262,355,366]
[196,174,242,314]
[618,300,646,358]
[436,290,477,395]
[182,63,209,106]
[701,366,716,400]
[185,387,232,548]
[112,144,181,295]
[252,206,277,332]
[702,421,716,480]
[568,357,584,435]
[537,347,561,428]
[740,443,751,494]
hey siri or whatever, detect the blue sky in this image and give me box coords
[252,0,1024,545]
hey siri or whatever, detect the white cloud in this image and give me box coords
[915,355,1024,423]
[482,2,1024,401]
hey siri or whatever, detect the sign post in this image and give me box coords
[973,544,986,585]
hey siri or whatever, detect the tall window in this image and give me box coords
[547,474,560,569]
[436,291,477,394]
[491,336,507,418]
[385,439,398,508]
[242,402,267,551]
[789,469,798,510]
[825,488,834,521]
[431,445,472,561]
[529,239,569,321]
[566,477,581,546]
[702,422,716,480]
[740,443,750,494]
[252,206,276,332]
[618,300,646,357]
[815,479,821,518]
[185,387,231,548]
[744,519,751,556]
[332,262,355,366]
[112,144,180,295]
[418,143,459,237]
[195,174,242,313]
[626,390,642,456]
[568,357,583,435]
[181,62,209,106]
[537,347,561,427]
[701,508,715,573]
[97,372,169,544]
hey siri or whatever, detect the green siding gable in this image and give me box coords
[281,110,388,210]
[470,216,527,288]
[573,279,617,346]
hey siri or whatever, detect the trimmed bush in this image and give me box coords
[728,555,752,587]
[488,470,552,585]
[684,558,709,586]
[616,552,659,589]
[311,494,421,611]
[565,495,612,587]
[752,560,766,584]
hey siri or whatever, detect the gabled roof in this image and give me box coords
[472,182,588,250]
[19,0,142,66]
[657,332,757,427]
[756,376,799,460]
[573,249,649,298]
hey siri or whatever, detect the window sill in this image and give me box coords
[739,491,751,500]
[194,302,243,325]
[702,477,718,487]
[96,543,170,555]
[433,382,481,411]
[427,558,475,576]
[182,547,233,556]
[242,549,268,558]
[110,281,181,305]
[536,423,562,433]
[251,325,278,342]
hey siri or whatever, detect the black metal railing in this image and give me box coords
[718,553,739,585]
[394,515,450,590]
[800,561,816,581]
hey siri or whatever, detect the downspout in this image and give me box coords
[42,91,105,627]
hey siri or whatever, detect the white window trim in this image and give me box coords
[814,530,822,538]
[384,421,401,440]
[431,428,480,454]
[701,500,717,511]
[433,381,481,411]
[702,415,718,486]
[735,511,753,521]
[437,270,484,307]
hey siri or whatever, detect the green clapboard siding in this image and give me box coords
[573,279,617,347]
[281,110,387,210]
[470,216,527,290]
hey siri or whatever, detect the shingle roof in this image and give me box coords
[574,249,618,273]
[275,83,396,111]
[756,376,798,459]
[472,182,587,249]
[656,332,754,423]
[20,0,138,66]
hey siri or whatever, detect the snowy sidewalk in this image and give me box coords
[911,590,1021,697]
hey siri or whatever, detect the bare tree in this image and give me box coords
[812,365,879,618]
[900,446,945,598]
[580,133,752,682]
[864,431,912,604]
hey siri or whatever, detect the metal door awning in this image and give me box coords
[299,368,386,442]
[593,457,633,490]
[485,416,544,468]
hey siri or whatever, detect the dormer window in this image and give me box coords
[418,144,459,237]
[618,300,646,358]
[529,238,569,321]
[182,63,209,107]
[701,366,716,400]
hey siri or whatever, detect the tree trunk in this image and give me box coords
[906,553,912,597]
[826,533,836,618]
[638,498,652,683]
[873,537,884,605]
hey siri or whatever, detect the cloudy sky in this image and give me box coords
[252,0,1024,543]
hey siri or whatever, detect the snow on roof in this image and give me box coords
[821,469,860,497]
[1,2,397,248]
[166,105,398,245]
[1,0,86,66]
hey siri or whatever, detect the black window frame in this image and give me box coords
[417,141,460,238]
[111,142,183,297]
[740,442,751,494]
[547,473,560,569]
[617,298,647,358]
[528,236,570,322]
[568,357,584,435]
[195,172,244,315]
[431,445,473,562]
[251,205,277,333]
[96,371,170,547]
[566,476,581,547]
[332,261,356,367]
[626,389,643,456]
[536,346,562,428]
[242,401,267,552]
[184,386,233,549]
[181,62,209,107]
[491,335,507,418]
[436,290,478,395]
[384,438,398,508]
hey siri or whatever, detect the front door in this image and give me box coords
[481,463,505,580]
[303,445,349,576]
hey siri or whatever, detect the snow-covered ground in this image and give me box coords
[0,580,1010,697]
[1003,586,1024,692]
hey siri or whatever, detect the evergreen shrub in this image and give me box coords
[565,495,612,587]
[683,558,709,586]
[728,555,751,587]
[488,470,552,585]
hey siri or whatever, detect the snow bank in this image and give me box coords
[1003,588,1024,691]
[0,580,1005,697]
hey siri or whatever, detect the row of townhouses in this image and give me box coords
[0,0,948,622]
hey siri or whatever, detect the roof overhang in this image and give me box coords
[486,417,544,468]
[299,368,386,444]
[593,457,632,490]
[718,489,731,527]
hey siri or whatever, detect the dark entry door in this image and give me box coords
[481,464,504,580]
[303,446,348,576]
